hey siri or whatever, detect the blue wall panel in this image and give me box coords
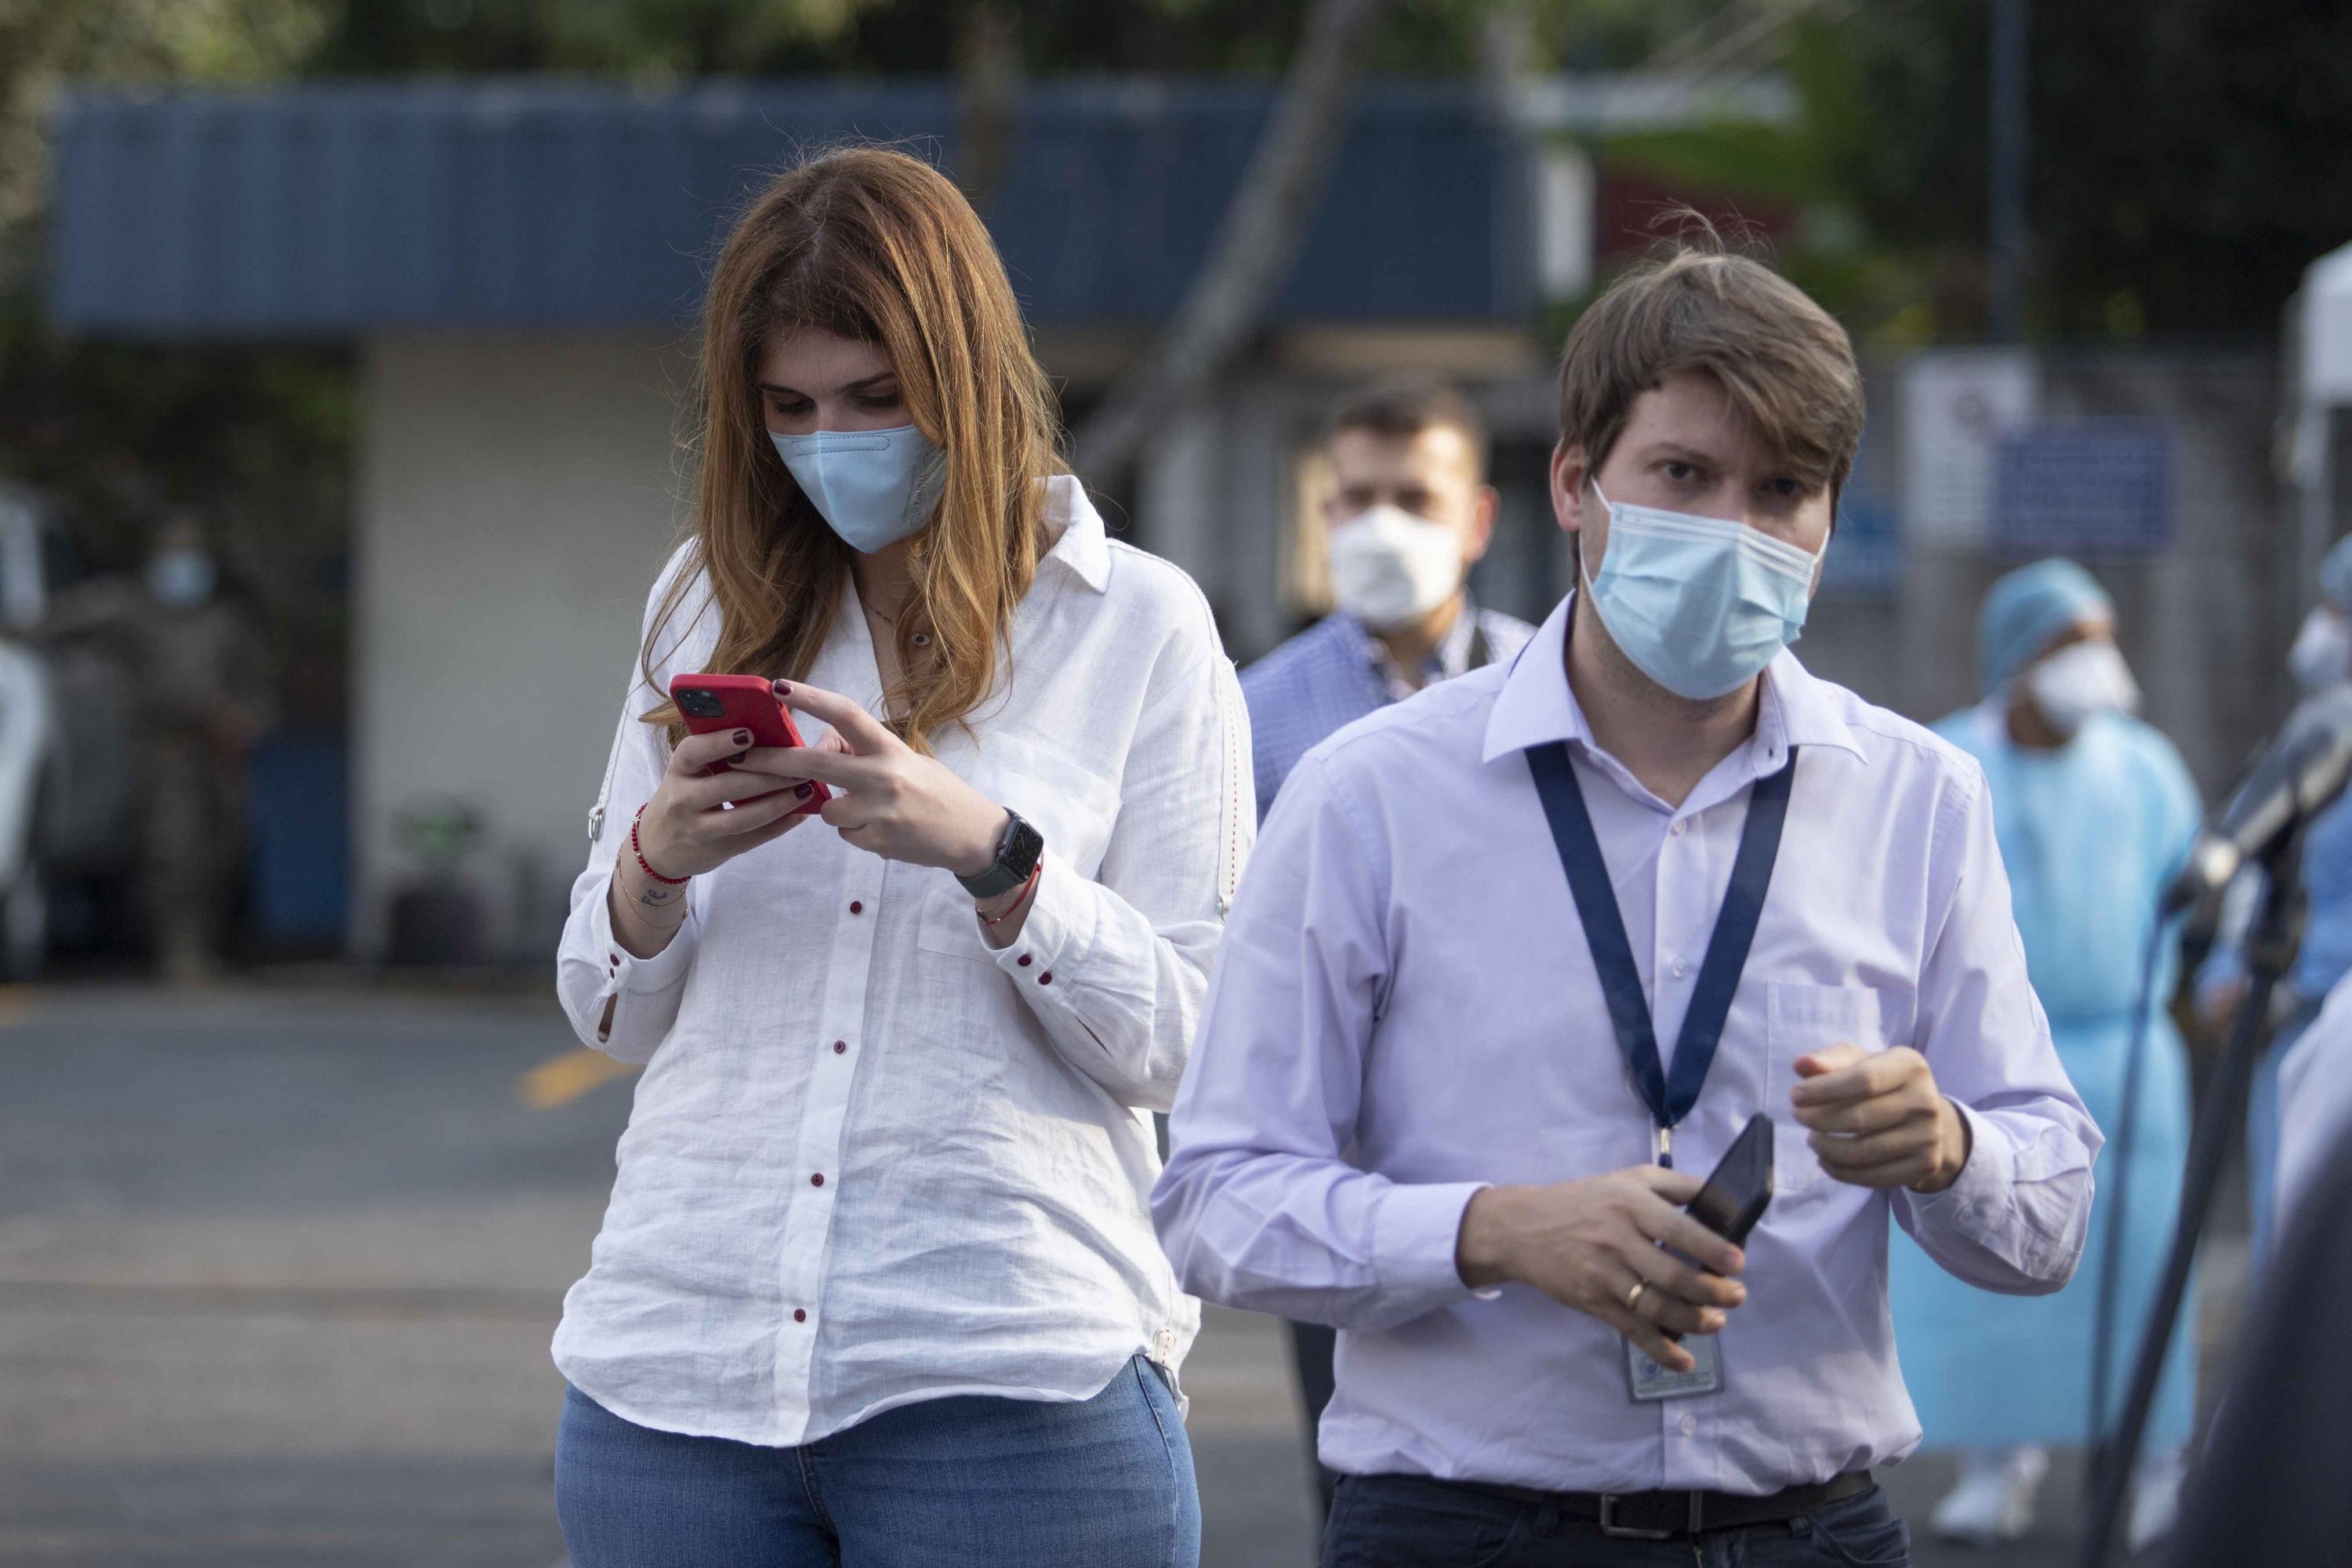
[49,80,1527,339]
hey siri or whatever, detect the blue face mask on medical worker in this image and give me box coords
[771,425,947,554]
[1579,481,1820,701]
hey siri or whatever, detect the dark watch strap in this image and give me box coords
[957,810,1044,900]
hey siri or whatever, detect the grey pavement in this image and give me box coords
[0,986,2216,1566]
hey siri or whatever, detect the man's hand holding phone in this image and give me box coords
[1454,1169,1748,1373]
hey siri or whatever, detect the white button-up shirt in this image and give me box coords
[555,477,1252,1447]
[1153,593,2098,1495]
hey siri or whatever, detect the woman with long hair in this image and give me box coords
[550,145,1249,1567]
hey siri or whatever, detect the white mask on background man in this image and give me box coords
[2289,607,2352,693]
[2024,639,2140,739]
[1326,505,1463,631]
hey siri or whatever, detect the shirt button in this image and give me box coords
[1670,821,1688,837]
[848,900,863,915]
[1679,1413,1697,1436]
[1017,954,1033,967]
[810,1173,825,1187]
[1671,959,1690,978]
[832,1040,847,1054]
[793,1308,807,1323]
[1039,971,1053,985]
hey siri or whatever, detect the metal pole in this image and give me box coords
[2081,838,2306,1566]
[1987,0,2029,342]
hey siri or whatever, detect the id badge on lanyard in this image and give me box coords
[1523,741,1798,1402]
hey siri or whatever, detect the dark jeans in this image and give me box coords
[1320,1473,1911,1568]
[555,1356,1198,1567]
[1289,1319,1340,1517]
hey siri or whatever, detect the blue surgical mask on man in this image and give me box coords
[1579,480,1820,701]
[771,424,947,554]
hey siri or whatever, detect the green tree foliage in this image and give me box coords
[1786,0,2352,340]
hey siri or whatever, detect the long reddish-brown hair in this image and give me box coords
[644,144,1065,750]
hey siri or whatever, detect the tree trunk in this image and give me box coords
[1070,0,1389,483]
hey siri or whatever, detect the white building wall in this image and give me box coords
[354,334,688,960]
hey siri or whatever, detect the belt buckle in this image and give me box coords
[1596,1493,1703,1541]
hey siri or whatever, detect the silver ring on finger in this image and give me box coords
[1625,1280,1647,1315]
[719,799,735,812]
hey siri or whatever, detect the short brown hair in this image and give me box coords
[1556,234,1862,499]
[1325,377,1490,477]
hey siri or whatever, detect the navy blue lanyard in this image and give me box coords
[1523,742,1798,1167]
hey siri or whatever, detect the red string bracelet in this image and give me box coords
[978,856,1043,929]
[630,804,691,886]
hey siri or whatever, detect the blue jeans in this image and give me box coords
[556,1356,1198,1568]
[1319,1474,1910,1568]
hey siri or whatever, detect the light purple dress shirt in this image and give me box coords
[1152,594,2100,1496]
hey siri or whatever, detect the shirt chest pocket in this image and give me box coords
[913,737,1120,964]
[1764,982,1891,1194]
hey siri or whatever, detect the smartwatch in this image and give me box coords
[956,809,1045,900]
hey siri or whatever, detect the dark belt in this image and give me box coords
[1461,1469,1873,1541]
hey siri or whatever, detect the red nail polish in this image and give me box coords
[733,730,751,746]
[775,683,792,696]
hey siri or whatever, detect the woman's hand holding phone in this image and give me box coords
[608,724,849,958]
[774,682,1010,880]
[637,725,849,878]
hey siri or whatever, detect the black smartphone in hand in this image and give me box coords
[1686,1113,1774,1245]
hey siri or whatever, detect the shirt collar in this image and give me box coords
[1037,474,1112,593]
[1481,593,1867,767]
[1347,593,1482,695]
[1430,593,1482,679]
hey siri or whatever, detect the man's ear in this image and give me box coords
[1462,484,1500,565]
[1550,441,1588,538]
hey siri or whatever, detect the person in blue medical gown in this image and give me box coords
[2198,532,2352,1254]
[1889,559,2201,1552]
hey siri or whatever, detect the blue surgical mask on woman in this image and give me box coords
[771,424,947,554]
[1580,480,1820,701]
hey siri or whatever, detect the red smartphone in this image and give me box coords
[667,673,830,815]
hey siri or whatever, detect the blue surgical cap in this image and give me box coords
[1978,557,2115,694]
[2323,534,2352,613]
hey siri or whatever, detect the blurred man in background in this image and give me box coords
[1236,376,1534,1516]
[1889,559,2201,1551]
[51,516,274,980]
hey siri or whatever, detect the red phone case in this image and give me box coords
[668,673,831,815]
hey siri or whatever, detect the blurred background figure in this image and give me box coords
[2197,532,2352,1253]
[1889,558,2202,1552]
[1235,377,1534,1520]
[49,517,274,982]
[1243,378,1534,822]
[2161,1112,2352,1566]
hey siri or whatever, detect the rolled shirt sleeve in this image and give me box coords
[1895,758,2103,1294]
[1153,752,1492,1330]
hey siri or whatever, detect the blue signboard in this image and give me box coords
[1820,491,1900,598]
[1994,421,2173,554]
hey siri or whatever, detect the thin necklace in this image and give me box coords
[862,595,931,648]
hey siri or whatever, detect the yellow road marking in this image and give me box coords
[517,1047,639,1109]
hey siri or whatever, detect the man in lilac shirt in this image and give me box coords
[1153,238,2097,1566]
